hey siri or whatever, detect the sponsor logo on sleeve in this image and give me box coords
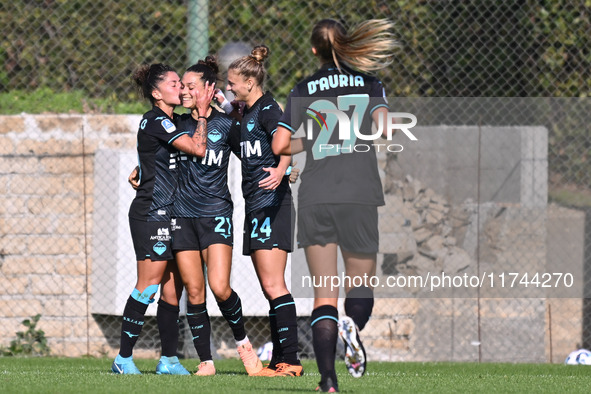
[161,119,176,133]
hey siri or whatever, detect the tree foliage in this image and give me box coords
[1,0,590,184]
[1,0,590,100]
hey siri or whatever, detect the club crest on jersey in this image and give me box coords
[208,129,222,143]
[153,241,167,255]
[161,119,176,133]
[247,119,255,131]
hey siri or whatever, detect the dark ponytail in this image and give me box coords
[186,55,220,84]
[133,63,176,104]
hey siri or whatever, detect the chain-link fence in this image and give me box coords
[1,0,590,364]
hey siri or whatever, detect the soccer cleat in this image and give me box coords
[194,361,216,376]
[111,355,141,375]
[251,365,277,377]
[237,342,264,375]
[339,316,366,378]
[155,356,190,375]
[272,362,304,377]
[316,376,339,392]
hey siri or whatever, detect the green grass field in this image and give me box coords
[1,357,591,393]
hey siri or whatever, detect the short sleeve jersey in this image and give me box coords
[278,63,387,208]
[173,110,241,218]
[129,106,189,221]
[239,92,291,213]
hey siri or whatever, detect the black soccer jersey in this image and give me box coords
[238,92,291,213]
[173,110,241,218]
[129,106,189,221]
[278,63,387,208]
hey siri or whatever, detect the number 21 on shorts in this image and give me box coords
[214,216,232,239]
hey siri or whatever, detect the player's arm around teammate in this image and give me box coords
[225,45,303,377]
[113,63,212,375]
[170,57,263,376]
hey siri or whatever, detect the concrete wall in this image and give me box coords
[0,115,584,363]
[386,126,548,207]
[362,126,585,363]
[0,113,307,358]
[0,114,139,356]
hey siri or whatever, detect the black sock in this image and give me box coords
[270,294,299,365]
[186,302,212,361]
[119,296,149,357]
[311,305,339,383]
[217,290,246,341]
[344,286,374,331]
[157,299,180,357]
[268,307,282,368]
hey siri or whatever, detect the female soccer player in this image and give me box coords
[171,57,262,376]
[225,45,303,377]
[111,63,214,375]
[272,19,398,392]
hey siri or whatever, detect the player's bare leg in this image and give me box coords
[205,244,263,375]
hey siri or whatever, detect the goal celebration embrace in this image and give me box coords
[3,1,591,393]
[113,17,398,393]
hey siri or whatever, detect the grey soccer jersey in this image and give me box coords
[173,110,240,218]
[238,92,291,213]
[278,63,387,208]
[129,106,189,221]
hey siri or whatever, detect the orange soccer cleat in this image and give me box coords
[237,342,264,376]
[272,362,304,377]
[194,361,216,376]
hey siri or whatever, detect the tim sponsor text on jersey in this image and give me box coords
[240,139,262,158]
[178,149,225,167]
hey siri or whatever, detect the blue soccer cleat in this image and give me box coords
[111,354,141,375]
[155,356,190,375]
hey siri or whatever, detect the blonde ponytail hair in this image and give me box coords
[311,19,398,73]
[228,45,270,87]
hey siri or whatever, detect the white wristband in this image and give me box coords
[220,98,233,114]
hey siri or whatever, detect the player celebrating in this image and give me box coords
[225,45,303,377]
[272,19,398,392]
[112,63,214,375]
[171,57,262,376]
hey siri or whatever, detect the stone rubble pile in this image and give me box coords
[379,175,474,292]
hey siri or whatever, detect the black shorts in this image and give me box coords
[297,204,379,254]
[243,204,295,256]
[171,216,233,251]
[129,217,174,261]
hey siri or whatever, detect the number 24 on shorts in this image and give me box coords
[251,217,272,243]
